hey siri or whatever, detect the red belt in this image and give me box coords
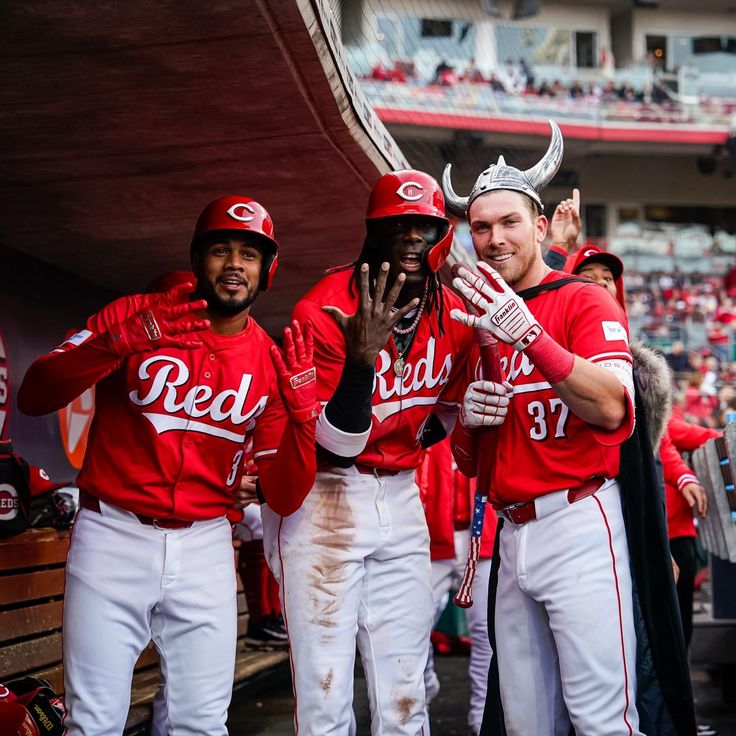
[80,491,194,529]
[500,477,606,526]
[354,463,399,477]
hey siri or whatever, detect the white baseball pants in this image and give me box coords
[495,479,642,736]
[63,503,237,736]
[262,467,433,736]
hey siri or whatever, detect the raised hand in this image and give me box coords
[451,262,542,350]
[107,282,210,357]
[323,262,419,367]
[550,187,581,251]
[270,320,320,423]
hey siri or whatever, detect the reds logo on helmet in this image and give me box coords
[0,483,19,520]
[226,203,255,222]
[395,181,424,202]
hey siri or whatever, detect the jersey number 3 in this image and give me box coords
[528,398,570,441]
[226,450,244,487]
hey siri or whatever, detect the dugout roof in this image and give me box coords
[0,1,402,333]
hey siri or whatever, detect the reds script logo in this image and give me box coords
[501,350,536,383]
[129,356,268,443]
[0,483,19,520]
[396,181,424,202]
[372,337,452,422]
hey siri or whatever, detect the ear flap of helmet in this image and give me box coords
[425,224,454,273]
[262,253,278,291]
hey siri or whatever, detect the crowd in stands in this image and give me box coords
[365,57,736,115]
[367,57,679,105]
[630,266,736,428]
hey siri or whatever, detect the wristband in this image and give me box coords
[523,330,575,384]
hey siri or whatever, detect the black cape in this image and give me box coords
[480,280,696,736]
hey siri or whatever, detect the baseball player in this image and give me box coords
[18,196,319,736]
[261,170,476,735]
[443,122,646,735]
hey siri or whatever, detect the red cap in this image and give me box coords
[28,467,71,497]
[565,244,626,311]
[566,245,623,281]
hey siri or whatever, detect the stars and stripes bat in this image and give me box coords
[453,266,503,608]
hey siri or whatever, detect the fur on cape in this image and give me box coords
[630,338,672,452]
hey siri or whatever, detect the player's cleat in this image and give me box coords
[244,615,289,648]
[697,724,717,735]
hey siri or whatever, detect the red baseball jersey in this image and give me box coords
[664,417,720,539]
[25,294,287,521]
[476,272,635,507]
[292,270,475,471]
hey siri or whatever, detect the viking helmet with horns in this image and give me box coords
[442,120,563,217]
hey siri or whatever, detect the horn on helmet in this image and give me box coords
[441,164,469,218]
[523,120,564,193]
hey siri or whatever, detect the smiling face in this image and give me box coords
[468,190,548,291]
[193,235,263,317]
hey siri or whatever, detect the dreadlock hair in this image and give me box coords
[345,228,447,337]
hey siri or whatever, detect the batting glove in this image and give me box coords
[106,283,210,357]
[451,262,542,351]
[270,320,320,424]
[459,380,513,429]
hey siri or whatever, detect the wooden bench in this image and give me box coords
[0,528,289,732]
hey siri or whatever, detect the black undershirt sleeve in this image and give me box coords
[544,247,567,270]
[317,360,374,467]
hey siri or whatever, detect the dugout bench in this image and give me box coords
[0,528,289,733]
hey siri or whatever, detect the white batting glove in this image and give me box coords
[451,262,542,351]
[459,380,513,429]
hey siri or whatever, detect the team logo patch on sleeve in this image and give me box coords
[63,330,93,347]
[602,321,627,342]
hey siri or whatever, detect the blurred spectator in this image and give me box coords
[369,62,388,81]
[683,372,719,428]
[569,81,585,99]
[666,341,692,374]
[462,58,485,83]
[489,73,506,93]
[432,59,453,84]
[502,58,523,93]
[520,58,535,88]
[650,79,673,105]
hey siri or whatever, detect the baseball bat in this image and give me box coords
[451,263,503,608]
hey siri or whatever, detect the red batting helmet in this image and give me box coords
[0,703,40,736]
[366,170,453,273]
[191,196,279,291]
